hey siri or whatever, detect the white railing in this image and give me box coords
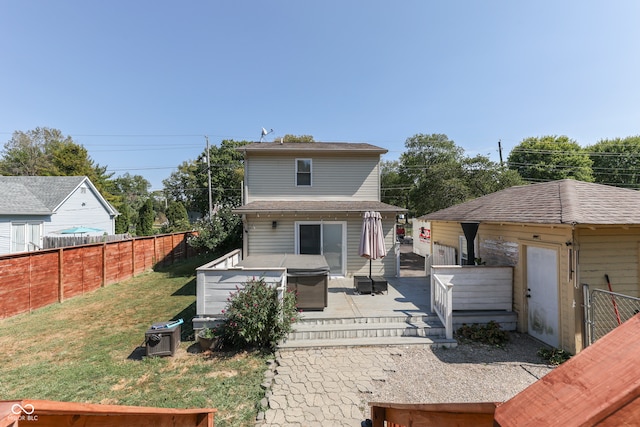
[431,272,453,340]
[205,248,242,269]
[195,249,286,319]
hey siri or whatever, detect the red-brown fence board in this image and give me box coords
[62,248,85,299]
[0,232,196,319]
[105,241,133,286]
[0,257,31,318]
[83,245,104,292]
[133,238,154,274]
[28,252,60,309]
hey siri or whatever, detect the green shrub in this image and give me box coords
[537,347,572,365]
[455,321,509,347]
[218,278,300,350]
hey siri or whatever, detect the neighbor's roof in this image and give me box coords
[421,179,640,225]
[0,176,116,216]
[237,141,388,155]
[233,200,406,214]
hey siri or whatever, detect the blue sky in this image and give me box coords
[2,1,639,190]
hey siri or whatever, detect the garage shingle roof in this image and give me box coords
[420,179,640,225]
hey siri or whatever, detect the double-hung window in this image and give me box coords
[296,159,312,186]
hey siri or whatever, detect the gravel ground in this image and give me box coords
[370,332,555,405]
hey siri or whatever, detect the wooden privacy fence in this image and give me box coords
[0,232,198,319]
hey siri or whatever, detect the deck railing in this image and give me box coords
[430,271,454,339]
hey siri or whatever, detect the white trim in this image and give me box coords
[11,221,43,252]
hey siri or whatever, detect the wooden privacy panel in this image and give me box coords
[105,241,133,286]
[0,257,31,318]
[0,232,197,319]
[28,252,60,308]
[134,238,155,274]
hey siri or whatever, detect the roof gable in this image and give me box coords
[0,176,117,216]
[421,179,640,225]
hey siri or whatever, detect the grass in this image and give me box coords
[0,253,270,427]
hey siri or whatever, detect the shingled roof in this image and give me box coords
[233,200,406,214]
[0,176,116,216]
[237,141,387,154]
[421,179,640,225]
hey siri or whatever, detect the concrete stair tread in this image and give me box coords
[292,320,442,332]
[278,335,457,349]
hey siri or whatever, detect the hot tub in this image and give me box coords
[237,254,329,310]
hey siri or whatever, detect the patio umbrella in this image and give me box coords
[358,211,386,280]
[60,226,103,235]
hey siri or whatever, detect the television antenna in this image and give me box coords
[260,127,274,142]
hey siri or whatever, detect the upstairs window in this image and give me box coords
[296,159,312,186]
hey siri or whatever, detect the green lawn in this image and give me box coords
[0,254,269,427]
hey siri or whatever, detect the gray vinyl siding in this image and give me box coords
[243,213,398,277]
[245,154,380,202]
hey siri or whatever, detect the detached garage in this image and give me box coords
[421,179,640,354]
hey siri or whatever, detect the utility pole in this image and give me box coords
[498,139,504,166]
[205,136,213,218]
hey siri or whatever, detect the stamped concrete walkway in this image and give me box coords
[258,346,397,426]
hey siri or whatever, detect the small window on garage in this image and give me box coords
[296,159,312,186]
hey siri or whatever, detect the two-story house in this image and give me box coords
[233,142,406,278]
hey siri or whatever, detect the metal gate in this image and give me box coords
[583,284,640,346]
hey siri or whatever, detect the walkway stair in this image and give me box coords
[279,313,457,349]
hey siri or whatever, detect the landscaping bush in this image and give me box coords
[218,277,300,350]
[455,321,509,347]
[537,347,572,365]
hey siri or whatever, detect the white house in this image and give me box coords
[0,176,118,255]
[233,142,406,278]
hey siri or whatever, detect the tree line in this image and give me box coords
[2,128,639,246]
[381,133,640,217]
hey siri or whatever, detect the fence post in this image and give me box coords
[58,248,64,302]
[582,284,591,347]
[102,242,107,287]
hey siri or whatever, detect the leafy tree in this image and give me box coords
[276,134,315,143]
[163,139,249,216]
[187,205,242,253]
[380,160,411,209]
[115,204,132,234]
[136,198,155,236]
[0,127,115,201]
[111,173,151,232]
[587,136,640,188]
[163,201,190,232]
[384,133,523,216]
[507,135,594,182]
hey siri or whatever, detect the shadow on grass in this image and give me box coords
[153,252,217,277]
[172,278,196,296]
[172,301,197,341]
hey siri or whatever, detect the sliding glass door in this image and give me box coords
[296,222,345,276]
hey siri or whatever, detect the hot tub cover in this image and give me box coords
[236,254,329,277]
